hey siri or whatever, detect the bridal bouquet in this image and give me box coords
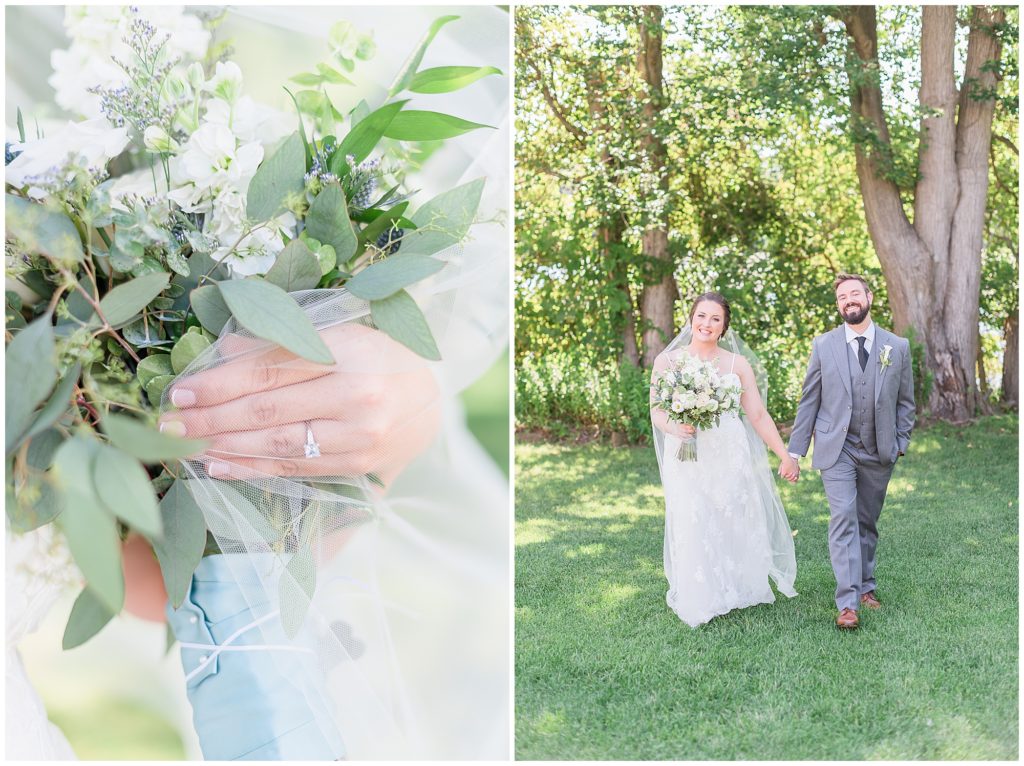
[650,354,743,461]
[6,3,497,699]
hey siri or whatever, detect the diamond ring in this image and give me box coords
[303,422,321,459]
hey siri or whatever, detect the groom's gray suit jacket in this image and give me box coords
[788,325,915,469]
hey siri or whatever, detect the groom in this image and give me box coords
[788,274,915,630]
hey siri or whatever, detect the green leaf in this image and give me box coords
[8,429,66,533]
[347,256,444,301]
[17,107,25,142]
[103,413,206,463]
[401,177,485,256]
[53,436,125,613]
[370,289,441,360]
[137,354,173,389]
[264,239,322,292]
[96,272,170,328]
[305,184,358,263]
[317,62,354,85]
[63,587,116,650]
[316,244,337,275]
[190,284,232,336]
[146,375,176,405]
[217,279,334,364]
[171,332,212,374]
[382,111,492,141]
[388,15,460,96]
[331,101,408,174]
[356,201,410,247]
[408,65,502,94]
[23,364,81,443]
[93,444,162,539]
[279,546,316,638]
[289,72,324,87]
[294,89,328,114]
[281,87,312,169]
[246,132,306,221]
[5,314,57,454]
[5,195,84,264]
[153,480,207,608]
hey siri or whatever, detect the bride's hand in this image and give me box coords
[778,455,800,484]
[669,422,696,440]
[159,324,441,486]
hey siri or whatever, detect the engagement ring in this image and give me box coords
[304,423,321,459]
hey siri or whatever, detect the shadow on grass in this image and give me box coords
[516,415,1018,760]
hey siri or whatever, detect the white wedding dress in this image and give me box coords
[654,344,797,628]
[6,526,79,760]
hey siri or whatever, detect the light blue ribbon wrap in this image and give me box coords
[166,554,346,761]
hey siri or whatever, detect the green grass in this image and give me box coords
[49,697,186,760]
[515,415,1019,760]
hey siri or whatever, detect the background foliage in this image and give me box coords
[515,5,1018,440]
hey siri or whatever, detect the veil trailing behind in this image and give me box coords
[652,326,797,626]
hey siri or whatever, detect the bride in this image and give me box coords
[650,292,799,627]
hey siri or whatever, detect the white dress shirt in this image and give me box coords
[845,321,876,356]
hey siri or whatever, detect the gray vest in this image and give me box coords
[846,340,878,455]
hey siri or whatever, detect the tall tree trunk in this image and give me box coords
[636,6,677,368]
[841,5,1005,421]
[1001,313,1018,406]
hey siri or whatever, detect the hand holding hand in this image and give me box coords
[778,455,800,484]
[159,324,441,487]
[670,422,697,440]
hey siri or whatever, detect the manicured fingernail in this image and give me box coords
[207,461,229,478]
[159,420,187,437]
[171,388,196,407]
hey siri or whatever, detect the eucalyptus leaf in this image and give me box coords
[171,332,212,374]
[357,201,410,247]
[122,318,169,348]
[96,272,170,328]
[190,284,232,336]
[53,436,125,613]
[94,444,162,539]
[246,131,306,221]
[400,177,485,256]
[408,65,502,94]
[153,480,207,608]
[217,279,334,364]
[103,413,206,463]
[146,375,176,404]
[382,111,492,141]
[23,365,81,444]
[347,256,444,301]
[280,546,316,639]
[370,289,441,360]
[316,244,337,275]
[5,194,84,264]
[137,354,173,389]
[264,239,322,292]
[331,101,407,174]
[63,587,117,650]
[388,15,460,96]
[5,314,57,455]
[305,184,358,263]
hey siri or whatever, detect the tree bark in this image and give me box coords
[841,5,1005,421]
[1001,313,1018,406]
[636,6,677,368]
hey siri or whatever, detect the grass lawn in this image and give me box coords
[515,415,1018,760]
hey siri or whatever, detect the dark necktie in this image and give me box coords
[856,336,868,371]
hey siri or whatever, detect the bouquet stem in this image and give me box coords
[676,437,697,462]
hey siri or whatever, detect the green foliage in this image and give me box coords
[152,480,208,609]
[63,586,117,650]
[5,314,57,454]
[245,131,307,221]
[369,289,441,361]
[263,239,322,292]
[216,278,334,364]
[346,255,444,300]
[305,183,359,262]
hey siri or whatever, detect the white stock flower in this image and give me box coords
[204,61,244,104]
[176,123,263,195]
[204,97,294,146]
[6,118,130,195]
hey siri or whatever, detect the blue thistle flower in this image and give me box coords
[5,143,21,165]
[375,227,404,255]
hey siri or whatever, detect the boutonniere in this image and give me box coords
[879,344,894,370]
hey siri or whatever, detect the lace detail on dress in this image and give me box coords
[661,408,777,627]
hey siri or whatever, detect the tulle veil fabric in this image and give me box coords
[652,326,798,598]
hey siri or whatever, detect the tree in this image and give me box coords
[838,5,1009,420]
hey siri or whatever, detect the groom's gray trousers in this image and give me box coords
[820,443,893,611]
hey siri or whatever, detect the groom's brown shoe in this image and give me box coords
[835,608,859,630]
[860,591,881,609]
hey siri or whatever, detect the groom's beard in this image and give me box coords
[841,303,870,325]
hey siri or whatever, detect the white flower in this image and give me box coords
[204,61,244,104]
[143,125,178,154]
[174,123,264,199]
[879,344,894,369]
[204,97,294,146]
[696,392,711,408]
[707,400,719,412]
[6,118,130,195]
